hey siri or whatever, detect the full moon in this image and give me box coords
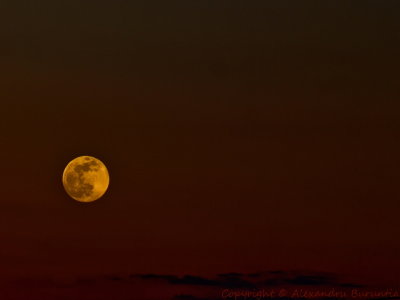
[62,156,110,203]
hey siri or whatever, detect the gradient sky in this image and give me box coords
[1,0,400,292]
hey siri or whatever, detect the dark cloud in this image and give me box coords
[2,270,376,300]
[130,270,362,290]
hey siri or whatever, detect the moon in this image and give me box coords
[62,156,110,203]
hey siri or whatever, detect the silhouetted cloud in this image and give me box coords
[130,270,362,290]
[4,270,377,300]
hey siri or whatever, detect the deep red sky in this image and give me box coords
[0,0,400,290]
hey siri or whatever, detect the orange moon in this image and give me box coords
[62,156,110,202]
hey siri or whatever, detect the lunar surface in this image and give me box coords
[62,156,110,202]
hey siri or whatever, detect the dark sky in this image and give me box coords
[1,0,400,292]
